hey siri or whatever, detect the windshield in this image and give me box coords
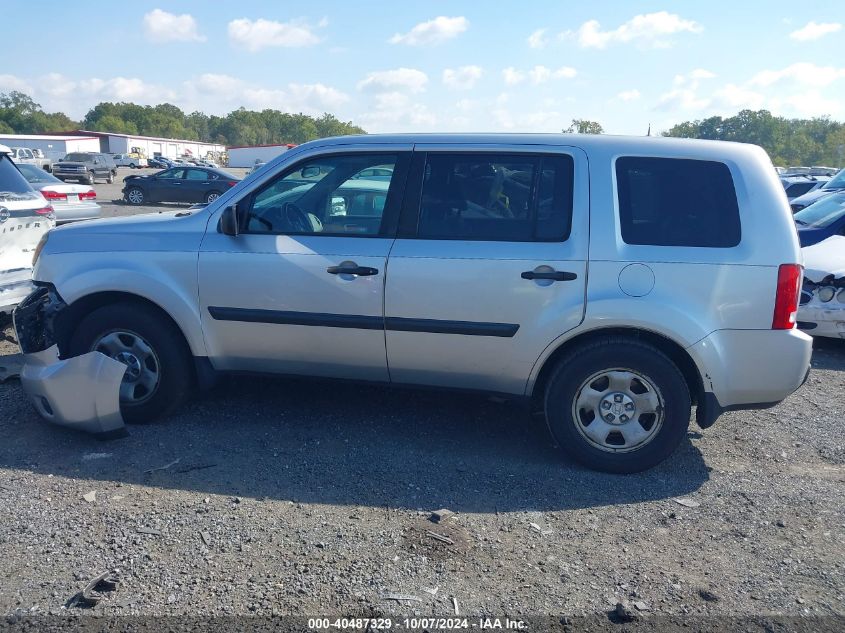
[17,163,62,184]
[0,155,40,201]
[793,192,845,228]
[64,153,92,162]
[822,170,845,189]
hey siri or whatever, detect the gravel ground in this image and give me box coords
[1,181,844,625]
[0,320,843,625]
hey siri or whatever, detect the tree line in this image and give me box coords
[1,91,843,166]
[0,91,365,146]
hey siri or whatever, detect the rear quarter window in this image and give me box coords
[616,156,741,248]
[0,155,39,201]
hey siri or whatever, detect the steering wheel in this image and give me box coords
[281,202,311,233]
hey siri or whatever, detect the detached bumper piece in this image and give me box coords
[13,287,127,436]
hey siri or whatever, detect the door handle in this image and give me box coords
[327,265,379,276]
[521,270,578,281]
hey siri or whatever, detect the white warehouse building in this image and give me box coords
[0,134,100,161]
[227,143,295,168]
[69,131,226,160]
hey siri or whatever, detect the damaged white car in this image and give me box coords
[0,143,55,315]
[798,235,845,339]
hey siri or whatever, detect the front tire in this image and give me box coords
[126,187,145,205]
[69,303,194,424]
[87,171,96,185]
[544,337,691,473]
[107,172,115,184]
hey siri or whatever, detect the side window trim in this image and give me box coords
[397,150,575,243]
[234,151,412,239]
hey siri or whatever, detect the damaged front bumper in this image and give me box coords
[798,277,845,339]
[13,286,127,436]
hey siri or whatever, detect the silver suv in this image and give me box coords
[13,134,812,472]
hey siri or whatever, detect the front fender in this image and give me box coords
[36,252,206,356]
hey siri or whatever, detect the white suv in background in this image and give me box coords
[13,134,812,473]
[0,144,54,315]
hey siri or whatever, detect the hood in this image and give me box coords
[791,188,839,208]
[802,235,845,281]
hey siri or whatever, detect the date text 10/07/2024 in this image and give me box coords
[308,617,528,630]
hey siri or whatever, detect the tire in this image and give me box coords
[126,187,145,205]
[129,162,137,169]
[544,337,691,474]
[205,190,222,204]
[87,171,96,185]
[69,302,194,424]
[107,172,115,184]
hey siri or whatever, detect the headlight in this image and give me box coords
[32,232,49,266]
[838,289,845,304]
[818,286,835,302]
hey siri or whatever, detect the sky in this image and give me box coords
[2,1,844,135]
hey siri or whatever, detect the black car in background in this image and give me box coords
[53,152,117,185]
[123,167,240,205]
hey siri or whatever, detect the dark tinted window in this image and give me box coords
[616,157,740,247]
[0,155,38,200]
[785,181,816,197]
[186,169,209,181]
[417,153,573,241]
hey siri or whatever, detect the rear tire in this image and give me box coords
[205,190,222,204]
[126,187,145,205]
[69,302,194,424]
[544,337,691,473]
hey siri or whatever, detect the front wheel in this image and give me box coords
[126,187,145,205]
[544,337,691,473]
[107,172,115,184]
[87,171,96,185]
[69,303,194,423]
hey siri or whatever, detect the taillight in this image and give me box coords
[79,190,96,200]
[35,206,54,216]
[41,190,67,201]
[227,181,238,187]
[772,263,802,330]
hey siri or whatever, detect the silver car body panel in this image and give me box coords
[19,345,126,434]
[29,133,812,422]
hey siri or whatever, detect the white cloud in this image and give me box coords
[690,69,716,80]
[389,16,468,46]
[357,92,436,132]
[711,84,766,110]
[442,66,483,90]
[750,62,845,88]
[0,74,32,94]
[565,11,702,49]
[655,88,710,112]
[502,67,525,86]
[527,28,548,49]
[184,74,348,113]
[228,17,322,52]
[789,21,842,42]
[191,73,243,95]
[774,91,841,117]
[616,89,641,102]
[528,65,577,84]
[143,9,205,43]
[357,68,428,93]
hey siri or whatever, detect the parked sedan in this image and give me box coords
[16,163,101,224]
[123,167,240,205]
[790,168,845,212]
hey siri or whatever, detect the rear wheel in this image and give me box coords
[69,303,194,423]
[126,187,145,205]
[544,337,691,473]
[205,190,222,204]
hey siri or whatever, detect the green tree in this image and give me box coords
[563,119,604,134]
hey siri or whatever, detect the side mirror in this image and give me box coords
[219,204,240,236]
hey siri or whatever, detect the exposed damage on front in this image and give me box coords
[13,286,127,436]
[798,235,845,339]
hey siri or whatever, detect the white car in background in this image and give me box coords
[798,235,845,339]
[0,144,55,315]
[111,153,148,168]
[16,163,101,224]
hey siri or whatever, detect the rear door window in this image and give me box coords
[0,155,38,201]
[616,157,740,247]
[415,153,574,242]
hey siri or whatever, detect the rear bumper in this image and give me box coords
[688,328,813,414]
[53,202,102,224]
[798,304,845,339]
